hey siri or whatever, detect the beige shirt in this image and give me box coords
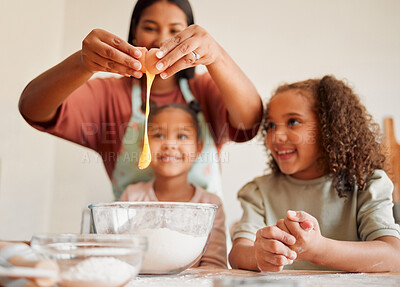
[232,169,400,270]
[121,180,227,268]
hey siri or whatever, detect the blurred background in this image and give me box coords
[0,0,399,240]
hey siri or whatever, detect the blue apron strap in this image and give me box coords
[179,78,195,102]
[132,84,144,117]
[179,78,222,197]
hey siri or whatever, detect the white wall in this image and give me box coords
[0,0,399,240]
[47,0,134,234]
[0,0,65,240]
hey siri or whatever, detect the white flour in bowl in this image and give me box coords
[59,257,136,287]
[138,228,208,274]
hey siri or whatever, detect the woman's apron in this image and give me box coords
[111,78,222,200]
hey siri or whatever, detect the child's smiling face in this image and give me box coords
[265,90,325,179]
[148,107,202,178]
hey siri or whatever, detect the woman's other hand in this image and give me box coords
[81,29,145,78]
[153,25,221,79]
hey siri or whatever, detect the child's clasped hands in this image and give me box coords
[255,210,323,272]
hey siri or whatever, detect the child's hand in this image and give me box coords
[254,226,298,272]
[283,210,325,262]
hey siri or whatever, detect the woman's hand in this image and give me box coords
[80,29,145,78]
[254,225,298,272]
[149,24,262,131]
[153,25,222,79]
[283,210,325,262]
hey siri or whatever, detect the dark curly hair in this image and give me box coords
[263,75,386,197]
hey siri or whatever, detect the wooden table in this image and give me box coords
[126,268,400,287]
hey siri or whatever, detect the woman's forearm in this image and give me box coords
[19,51,93,123]
[206,46,262,130]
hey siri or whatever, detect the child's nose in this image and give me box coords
[274,127,288,143]
[161,139,178,149]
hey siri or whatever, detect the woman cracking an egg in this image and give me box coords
[19,0,262,200]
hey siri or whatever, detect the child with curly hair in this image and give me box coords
[229,75,400,272]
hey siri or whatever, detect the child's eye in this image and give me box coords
[170,29,181,34]
[264,122,276,131]
[288,118,300,127]
[152,133,164,139]
[177,134,188,140]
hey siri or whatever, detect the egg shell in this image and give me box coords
[145,48,164,75]
[136,47,148,73]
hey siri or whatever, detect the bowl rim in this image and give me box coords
[88,201,218,210]
[30,233,148,245]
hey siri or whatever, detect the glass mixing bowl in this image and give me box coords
[89,202,217,275]
[30,233,147,287]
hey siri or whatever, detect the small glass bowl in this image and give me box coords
[30,233,147,287]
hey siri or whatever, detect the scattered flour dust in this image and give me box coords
[138,228,207,273]
[59,257,136,287]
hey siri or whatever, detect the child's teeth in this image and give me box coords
[277,150,294,155]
